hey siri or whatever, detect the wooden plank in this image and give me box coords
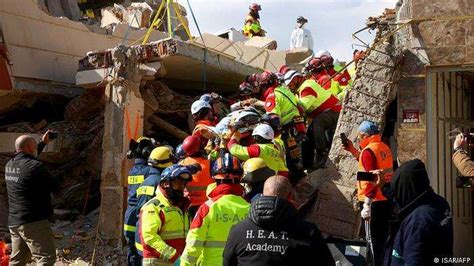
[445,72,452,212]
[429,72,439,192]
[437,72,446,199]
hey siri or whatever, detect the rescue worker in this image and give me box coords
[283,68,341,169]
[137,164,193,266]
[241,158,275,201]
[179,135,214,218]
[303,57,331,90]
[191,100,217,152]
[341,120,393,265]
[319,51,352,100]
[258,70,306,182]
[243,3,265,37]
[228,124,288,177]
[230,82,265,113]
[452,133,474,182]
[124,137,156,266]
[260,113,286,161]
[135,146,192,258]
[290,16,314,51]
[180,153,250,266]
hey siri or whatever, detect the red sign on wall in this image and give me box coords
[403,109,420,123]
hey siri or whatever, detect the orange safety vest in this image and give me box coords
[180,156,214,207]
[357,135,393,202]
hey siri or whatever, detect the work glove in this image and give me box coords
[453,133,466,151]
[361,197,372,220]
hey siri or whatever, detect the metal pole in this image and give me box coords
[166,0,173,38]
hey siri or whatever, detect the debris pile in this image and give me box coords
[0,90,105,237]
[100,3,153,29]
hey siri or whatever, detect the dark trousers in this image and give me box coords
[359,200,391,266]
[281,125,305,185]
[127,241,142,266]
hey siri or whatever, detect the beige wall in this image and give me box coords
[0,0,166,85]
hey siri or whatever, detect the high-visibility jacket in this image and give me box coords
[134,167,164,255]
[179,156,214,208]
[264,85,301,126]
[137,191,190,265]
[296,79,341,118]
[357,134,393,202]
[274,136,286,162]
[327,67,352,100]
[124,159,153,241]
[243,15,262,37]
[228,139,288,175]
[180,184,250,266]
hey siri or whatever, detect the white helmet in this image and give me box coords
[191,100,211,115]
[315,50,331,58]
[283,69,302,86]
[252,124,274,140]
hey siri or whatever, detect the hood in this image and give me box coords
[391,159,431,212]
[250,196,297,229]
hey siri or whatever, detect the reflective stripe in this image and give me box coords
[187,239,205,247]
[204,240,227,248]
[161,245,176,260]
[186,186,208,192]
[142,258,172,266]
[136,242,143,251]
[161,229,187,239]
[137,185,155,196]
[128,175,145,185]
[181,253,198,264]
[124,224,136,232]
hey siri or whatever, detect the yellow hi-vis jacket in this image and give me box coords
[243,15,262,37]
[180,184,250,266]
[137,191,190,265]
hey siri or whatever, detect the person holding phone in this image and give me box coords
[5,130,59,265]
[341,120,393,265]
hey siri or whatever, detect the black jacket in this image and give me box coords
[384,159,453,266]
[5,142,60,226]
[223,196,335,266]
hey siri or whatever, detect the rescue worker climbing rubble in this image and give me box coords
[243,3,265,37]
[180,153,250,266]
[137,164,193,266]
[341,120,393,265]
[283,67,341,169]
[258,70,306,183]
[124,137,157,266]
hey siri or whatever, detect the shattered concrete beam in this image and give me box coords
[77,38,261,90]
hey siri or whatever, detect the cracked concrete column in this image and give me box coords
[99,45,145,242]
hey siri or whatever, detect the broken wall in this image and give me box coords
[394,0,474,163]
[305,19,402,238]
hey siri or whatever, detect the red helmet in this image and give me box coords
[257,70,277,88]
[182,135,201,156]
[320,55,334,68]
[278,65,291,75]
[249,3,261,11]
[245,73,259,88]
[304,57,324,75]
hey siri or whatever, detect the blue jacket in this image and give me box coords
[124,159,153,241]
[385,191,453,265]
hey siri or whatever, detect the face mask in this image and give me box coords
[165,187,184,203]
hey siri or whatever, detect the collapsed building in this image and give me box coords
[0,0,472,263]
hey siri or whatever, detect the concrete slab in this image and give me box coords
[0,0,167,85]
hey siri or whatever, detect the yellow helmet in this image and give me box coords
[242,158,275,183]
[148,146,173,168]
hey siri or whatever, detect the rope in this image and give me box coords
[186,0,207,91]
